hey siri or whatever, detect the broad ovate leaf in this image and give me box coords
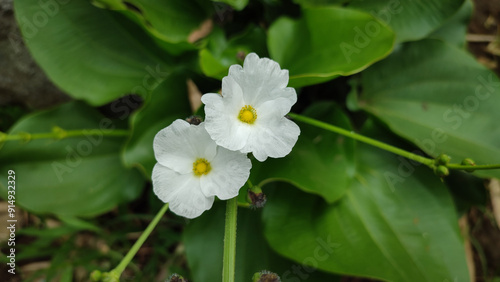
[268,6,395,88]
[263,122,469,281]
[354,39,500,179]
[15,0,173,105]
[349,0,465,43]
[0,102,144,216]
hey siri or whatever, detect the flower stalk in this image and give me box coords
[91,203,169,281]
[222,197,238,282]
[0,127,129,143]
[288,112,500,172]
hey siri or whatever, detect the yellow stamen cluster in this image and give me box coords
[238,105,257,124]
[193,158,211,176]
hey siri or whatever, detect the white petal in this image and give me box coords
[257,97,294,118]
[152,163,214,219]
[203,93,252,151]
[153,120,216,173]
[271,87,297,107]
[221,76,245,107]
[201,93,224,110]
[200,148,251,200]
[242,117,300,162]
[243,53,288,88]
[196,123,218,161]
[229,53,290,107]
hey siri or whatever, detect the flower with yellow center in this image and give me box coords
[238,105,257,124]
[193,158,211,176]
[152,120,251,219]
[202,53,300,161]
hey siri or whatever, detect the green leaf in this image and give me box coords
[0,102,144,217]
[184,201,341,281]
[428,0,473,48]
[200,25,268,80]
[58,215,101,232]
[251,102,355,203]
[212,0,249,11]
[15,0,172,106]
[95,0,211,43]
[354,39,500,179]
[349,0,465,43]
[262,122,469,281]
[123,75,192,179]
[268,6,395,88]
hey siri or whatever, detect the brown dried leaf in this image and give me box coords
[488,178,500,228]
[188,19,213,43]
[459,215,475,282]
[187,79,203,112]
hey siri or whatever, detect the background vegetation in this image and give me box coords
[1,0,500,281]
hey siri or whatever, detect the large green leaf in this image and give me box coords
[122,75,192,179]
[428,0,473,48]
[200,25,268,80]
[184,201,340,281]
[349,0,465,43]
[251,103,355,203]
[353,39,500,179]
[262,123,469,281]
[0,102,144,217]
[294,0,466,43]
[15,0,173,106]
[94,0,210,43]
[268,6,395,88]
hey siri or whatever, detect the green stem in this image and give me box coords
[0,128,129,142]
[447,163,500,170]
[222,197,238,282]
[288,113,435,167]
[289,113,500,172]
[111,203,169,278]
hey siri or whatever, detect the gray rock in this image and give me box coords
[0,0,70,109]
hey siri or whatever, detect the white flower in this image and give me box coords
[152,120,251,219]
[201,53,300,162]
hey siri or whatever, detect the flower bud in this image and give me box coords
[434,165,449,177]
[461,158,476,172]
[237,50,247,62]
[252,270,281,282]
[168,274,188,282]
[101,271,119,282]
[185,115,203,125]
[435,154,451,165]
[18,132,31,143]
[90,270,102,281]
[52,126,67,139]
[247,185,267,209]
